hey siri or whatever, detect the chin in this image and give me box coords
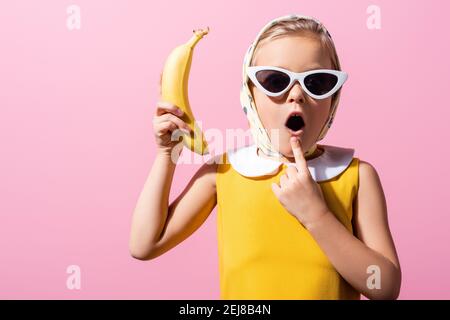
[267,126,311,156]
[279,140,299,158]
[285,135,312,156]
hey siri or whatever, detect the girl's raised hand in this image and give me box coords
[271,137,330,229]
[153,72,193,157]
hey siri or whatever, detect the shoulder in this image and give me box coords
[355,159,386,209]
[352,159,388,237]
[193,153,225,190]
[358,159,383,186]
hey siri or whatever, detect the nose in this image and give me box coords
[286,80,306,104]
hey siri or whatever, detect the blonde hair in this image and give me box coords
[249,18,343,113]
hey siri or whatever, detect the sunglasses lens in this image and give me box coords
[304,73,338,96]
[255,70,290,93]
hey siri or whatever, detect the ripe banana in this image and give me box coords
[160,27,210,155]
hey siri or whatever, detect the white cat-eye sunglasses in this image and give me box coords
[247,66,348,99]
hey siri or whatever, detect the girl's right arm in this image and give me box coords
[129,99,218,261]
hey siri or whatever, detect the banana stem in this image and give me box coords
[187,27,210,48]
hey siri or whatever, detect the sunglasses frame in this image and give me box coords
[247,66,348,99]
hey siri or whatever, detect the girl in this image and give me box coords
[129,14,401,300]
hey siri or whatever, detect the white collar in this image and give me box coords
[227,144,355,182]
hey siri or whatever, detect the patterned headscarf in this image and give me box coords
[240,13,340,159]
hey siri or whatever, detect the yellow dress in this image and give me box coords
[215,143,361,300]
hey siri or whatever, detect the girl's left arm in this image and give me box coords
[306,160,402,300]
[272,138,401,299]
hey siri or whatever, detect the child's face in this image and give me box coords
[249,34,333,159]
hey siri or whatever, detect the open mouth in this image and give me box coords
[285,112,305,133]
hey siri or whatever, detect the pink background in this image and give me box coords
[1,0,449,299]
